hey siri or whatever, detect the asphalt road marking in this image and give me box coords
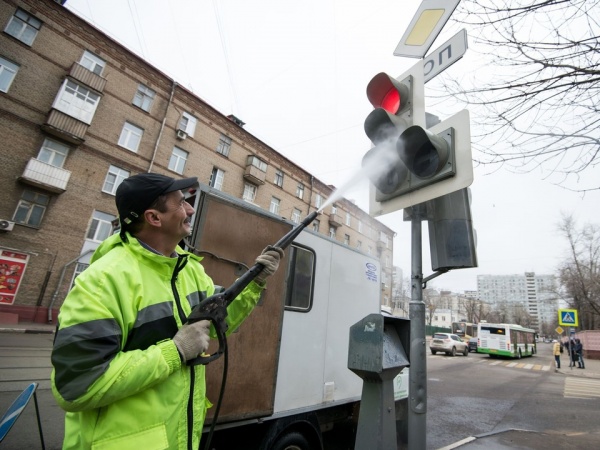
[429,354,551,372]
[564,377,600,399]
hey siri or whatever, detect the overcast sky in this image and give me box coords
[65,0,600,293]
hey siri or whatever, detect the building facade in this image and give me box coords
[477,272,558,330]
[0,0,394,323]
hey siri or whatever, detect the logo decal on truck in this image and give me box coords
[365,262,378,282]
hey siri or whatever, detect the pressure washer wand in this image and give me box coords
[186,210,320,365]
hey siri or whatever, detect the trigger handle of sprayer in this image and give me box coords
[185,293,229,366]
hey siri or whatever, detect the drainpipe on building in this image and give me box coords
[36,251,57,307]
[308,176,315,215]
[47,249,94,322]
[148,80,177,173]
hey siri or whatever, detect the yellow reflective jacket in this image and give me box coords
[51,232,263,450]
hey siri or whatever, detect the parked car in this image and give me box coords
[468,337,478,353]
[430,333,469,356]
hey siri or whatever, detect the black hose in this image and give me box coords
[202,340,228,450]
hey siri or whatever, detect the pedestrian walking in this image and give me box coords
[50,173,284,450]
[552,341,562,370]
[574,338,585,369]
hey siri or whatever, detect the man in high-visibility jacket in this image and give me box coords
[51,173,283,450]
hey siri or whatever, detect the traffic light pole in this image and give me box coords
[408,204,427,450]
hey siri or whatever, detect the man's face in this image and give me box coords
[158,190,195,240]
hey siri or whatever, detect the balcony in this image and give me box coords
[19,158,71,193]
[244,164,266,185]
[69,62,107,92]
[328,213,343,228]
[41,109,88,144]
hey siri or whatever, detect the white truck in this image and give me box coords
[185,186,408,450]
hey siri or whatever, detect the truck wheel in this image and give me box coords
[271,431,312,450]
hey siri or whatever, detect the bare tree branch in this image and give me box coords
[433,0,600,192]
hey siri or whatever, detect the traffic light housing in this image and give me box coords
[363,61,473,216]
[427,188,477,271]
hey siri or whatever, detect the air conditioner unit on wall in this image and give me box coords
[0,220,15,231]
[176,129,187,140]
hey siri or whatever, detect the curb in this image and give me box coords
[0,327,55,334]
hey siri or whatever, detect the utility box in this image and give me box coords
[348,314,410,450]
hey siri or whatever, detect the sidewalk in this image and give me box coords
[555,353,600,379]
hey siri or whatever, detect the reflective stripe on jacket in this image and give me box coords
[51,232,263,450]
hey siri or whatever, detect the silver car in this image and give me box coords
[430,333,469,356]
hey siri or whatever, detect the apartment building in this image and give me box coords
[0,0,394,323]
[477,272,558,330]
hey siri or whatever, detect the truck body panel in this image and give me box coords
[185,186,395,448]
[273,232,380,413]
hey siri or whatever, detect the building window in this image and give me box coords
[380,231,389,247]
[37,138,69,168]
[291,208,301,224]
[331,205,337,215]
[0,56,19,93]
[53,79,100,124]
[4,8,41,46]
[178,112,197,138]
[284,245,315,311]
[103,165,129,195]
[344,234,350,245]
[296,183,304,200]
[329,227,336,239]
[118,122,143,152]
[247,155,267,172]
[209,167,224,191]
[358,220,363,233]
[86,210,116,242]
[79,50,105,75]
[14,190,49,227]
[69,262,89,290]
[270,197,280,215]
[367,246,372,255]
[243,183,257,203]
[169,147,188,174]
[216,134,231,157]
[312,219,320,232]
[315,194,322,209]
[132,84,155,112]
[357,240,362,250]
[346,212,351,226]
[274,170,284,187]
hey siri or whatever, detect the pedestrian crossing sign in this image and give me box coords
[558,309,578,327]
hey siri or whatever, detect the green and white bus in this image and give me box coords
[477,323,537,358]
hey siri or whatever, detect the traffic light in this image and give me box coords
[364,72,413,143]
[363,61,473,216]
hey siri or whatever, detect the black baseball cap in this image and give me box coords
[116,173,198,230]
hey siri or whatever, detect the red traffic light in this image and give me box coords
[366,73,410,115]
